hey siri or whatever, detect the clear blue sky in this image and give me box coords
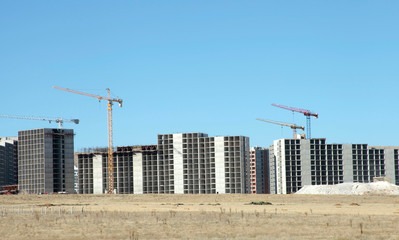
[1,1,398,150]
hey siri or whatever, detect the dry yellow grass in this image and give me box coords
[1,194,399,239]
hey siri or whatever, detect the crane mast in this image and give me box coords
[106,88,114,194]
[53,86,122,194]
[0,115,79,128]
[256,118,305,138]
[271,104,318,139]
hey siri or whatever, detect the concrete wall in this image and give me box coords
[342,144,354,183]
[273,139,286,194]
[43,130,53,193]
[301,139,312,186]
[384,149,395,182]
[173,134,184,194]
[215,137,225,194]
[133,153,143,194]
[242,137,250,193]
[64,130,75,193]
[268,146,276,194]
[93,155,103,194]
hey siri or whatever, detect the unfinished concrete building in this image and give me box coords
[249,147,269,194]
[77,133,251,194]
[157,133,250,194]
[0,137,18,189]
[269,138,399,194]
[18,128,75,194]
[77,145,157,194]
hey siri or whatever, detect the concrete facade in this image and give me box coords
[141,147,159,194]
[0,137,18,189]
[269,138,399,194]
[77,146,157,194]
[249,147,269,194]
[18,128,74,194]
[157,133,250,194]
[214,137,226,194]
[77,133,250,194]
[74,165,78,193]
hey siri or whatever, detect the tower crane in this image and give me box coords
[271,104,318,139]
[53,86,123,194]
[0,115,79,128]
[256,118,305,138]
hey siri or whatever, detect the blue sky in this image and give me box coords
[1,1,398,150]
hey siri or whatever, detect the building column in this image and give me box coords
[215,137,225,194]
[173,134,184,194]
[133,153,143,194]
[93,155,103,194]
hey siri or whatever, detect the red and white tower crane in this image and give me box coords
[271,104,318,139]
[256,118,305,138]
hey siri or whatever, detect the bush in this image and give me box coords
[248,201,272,205]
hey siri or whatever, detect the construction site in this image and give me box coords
[77,145,157,194]
[77,133,251,195]
[0,88,398,240]
[1,89,399,196]
[3,1,398,238]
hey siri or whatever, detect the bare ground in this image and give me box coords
[1,194,399,239]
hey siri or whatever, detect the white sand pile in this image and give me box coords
[296,181,399,195]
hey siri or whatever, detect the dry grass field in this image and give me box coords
[1,194,399,239]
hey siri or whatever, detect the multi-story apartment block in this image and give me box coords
[18,128,75,194]
[77,145,157,194]
[0,137,18,189]
[77,133,250,194]
[249,147,269,194]
[157,133,250,194]
[270,138,399,194]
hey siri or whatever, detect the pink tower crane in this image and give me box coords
[271,104,318,139]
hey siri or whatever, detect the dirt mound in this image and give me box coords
[296,181,399,195]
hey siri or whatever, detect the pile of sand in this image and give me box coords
[296,181,399,195]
